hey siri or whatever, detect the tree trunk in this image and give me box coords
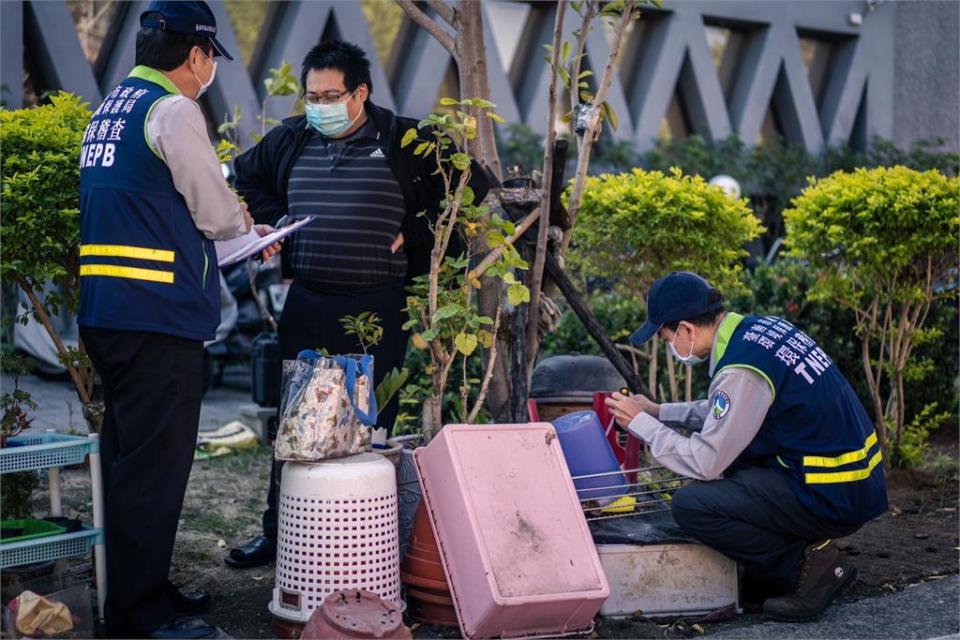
[422,396,443,444]
[861,332,889,461]
[454,1,502,181]
[523,0,566,383]
[511,267,530,422]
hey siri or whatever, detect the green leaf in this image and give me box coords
[487,112,507,125]
[455,332,478,356]
[578,70,594,79]
[561,41,572,62]
[401,128,418,148]
[434,304,462,321]
[478,330,494,349]
[602,101,619,131]
[451,152,471,171]
[461,186,475,206]
[486,230,506,248]
[414,141,430,156]
[507,283,531,306]
[421,328,438,341]
[439,97,460,106]
[375,367,409,408]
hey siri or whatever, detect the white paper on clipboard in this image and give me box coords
[215,216,314,267]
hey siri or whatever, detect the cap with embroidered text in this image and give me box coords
[140,1,233,61]
[630,272,724,345]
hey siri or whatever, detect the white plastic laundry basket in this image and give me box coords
[268,453,400,623]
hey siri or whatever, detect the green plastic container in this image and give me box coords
[0,519,66,544]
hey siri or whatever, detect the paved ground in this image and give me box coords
[5,372,959,639]
[708,576,959,639]
[1,372,249,435]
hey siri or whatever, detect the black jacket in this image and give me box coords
[233,100,492,280]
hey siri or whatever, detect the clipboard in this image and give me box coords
[215,216,314,267]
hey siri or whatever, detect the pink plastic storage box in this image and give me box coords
[414,423,610,638]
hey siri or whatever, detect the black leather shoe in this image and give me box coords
[166,581,211,615]
[148,616,218,639]
[224,534,275,569]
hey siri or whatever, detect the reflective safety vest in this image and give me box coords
[78,66,219,341]
[713,313,888,525]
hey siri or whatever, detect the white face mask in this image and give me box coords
[192,50,217,100]
[669,324,706,366]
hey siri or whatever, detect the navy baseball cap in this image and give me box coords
[140,1,233,61]
[630,272,724,345]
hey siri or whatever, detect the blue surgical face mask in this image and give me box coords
[305,92,362,137]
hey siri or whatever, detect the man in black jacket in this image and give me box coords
[225,41,490,569]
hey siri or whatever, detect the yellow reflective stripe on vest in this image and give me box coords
[80,264,174,284]
[80,244,175,263]
[804,449,883,484]
[803,431,878,468]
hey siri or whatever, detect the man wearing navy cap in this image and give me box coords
[78,2,277,637]
[606,272,887,621]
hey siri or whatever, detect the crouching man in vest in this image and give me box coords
[606,271,888,622]
[78,2,278,637]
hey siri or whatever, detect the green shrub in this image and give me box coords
[783,166,959,467]
[0,92,100,428]
[571,167,763,298]
[1,92,89,312]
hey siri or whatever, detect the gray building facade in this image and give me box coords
[2,0,957,154]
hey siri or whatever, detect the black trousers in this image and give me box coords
[262,280,410,540]
[80,327,204,637]
[671,467,862,591]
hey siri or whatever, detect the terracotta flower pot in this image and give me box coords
[401,502,458,628]
[406,597,459,628]
[300,589,410,639]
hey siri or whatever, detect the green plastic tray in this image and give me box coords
[0,519,66,544]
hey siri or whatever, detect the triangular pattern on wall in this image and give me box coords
[6,0,894,153]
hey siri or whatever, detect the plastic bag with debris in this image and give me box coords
[275,351,377,462]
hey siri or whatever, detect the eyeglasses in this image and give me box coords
[303,89,356,106]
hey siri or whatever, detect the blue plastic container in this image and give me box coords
[552,410,628,504]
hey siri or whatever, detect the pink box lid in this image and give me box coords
[415,423,609,638]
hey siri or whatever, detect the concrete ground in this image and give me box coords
[709,576,959,639]
[1,371,248,435]
[4,372,959,639]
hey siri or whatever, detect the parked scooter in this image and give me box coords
[203,257,284,395]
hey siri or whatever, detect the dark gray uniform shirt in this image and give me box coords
[286,117,407,288]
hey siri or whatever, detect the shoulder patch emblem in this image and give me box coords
[712,390,731,420]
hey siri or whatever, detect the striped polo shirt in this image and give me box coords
[287,117,407,288]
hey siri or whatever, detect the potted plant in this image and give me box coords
[400,98,529,442]
[338,311,409,461]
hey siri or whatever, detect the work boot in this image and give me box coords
[763,539,858,622]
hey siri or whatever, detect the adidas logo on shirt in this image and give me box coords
[369,148,386,158]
